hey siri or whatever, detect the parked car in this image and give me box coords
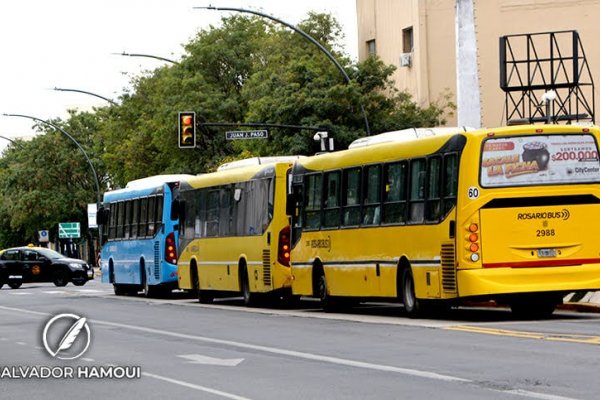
[0,246,94,289]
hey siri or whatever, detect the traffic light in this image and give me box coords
[178,111,196,148]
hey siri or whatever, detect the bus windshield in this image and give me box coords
[480,133,600,187]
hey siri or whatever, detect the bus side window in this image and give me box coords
[426,156,442,222]
[323,171,341,228]
[124,200,132,239]
[342,168,361,226]
[131,199,140,239]
[108,203,117,240]
[291,182,304,243]
[220,187,232,237]
[192,189,207,238]
[147,196,156,236]
[116,201,125,239]
[156,195,164,231]
[362,165,381,226]
[443,153,459,215]
[206,190,220,237]
[409,159,426,223]
[304,174,322,230]
[139,197,148,237]
[383,162,407,224]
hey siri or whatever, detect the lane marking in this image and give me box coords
[142,372,252,400]
[0,305,584,400]
[76,289,106,293]
[0,305,466,382]
[177,354,244,366]
[505,389,583,400]
[445,325,600,345]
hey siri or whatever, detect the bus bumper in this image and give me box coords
[457,264,600,297]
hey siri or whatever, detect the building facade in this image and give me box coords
[356,0,600,128]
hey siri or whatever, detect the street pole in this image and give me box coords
[196,6,371,136]
[0,135,16,144]
[2,113,103,249]
[52,87,118,106]
[114,52,179,65]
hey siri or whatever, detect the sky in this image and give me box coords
[0,0,358,153]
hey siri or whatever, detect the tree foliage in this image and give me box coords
[0,12,453,247]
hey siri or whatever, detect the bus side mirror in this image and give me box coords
[171,199,185,221]
[286,193,297,216]
[97,207,109,225]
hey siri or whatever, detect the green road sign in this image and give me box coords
[58,222,80,239]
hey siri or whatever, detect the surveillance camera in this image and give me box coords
[313,131,328,141]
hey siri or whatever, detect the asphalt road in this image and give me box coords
[1,280,599,400]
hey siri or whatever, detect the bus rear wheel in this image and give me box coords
[317,271,338,312]
[240,263,258,307]
[509,294,559,319]
[113,284,127,296]
[401,268,423,318]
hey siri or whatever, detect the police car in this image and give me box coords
[0,246,94,289]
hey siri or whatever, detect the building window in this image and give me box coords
[367,39,376,57]
[402,27,413,53]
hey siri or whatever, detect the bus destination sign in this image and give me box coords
[225,130,269,140]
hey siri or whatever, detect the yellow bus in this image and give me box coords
[288,124,600,317]
[177,157,300,306]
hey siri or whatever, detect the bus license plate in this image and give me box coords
[537,248,557,258]
[8,275,23,279]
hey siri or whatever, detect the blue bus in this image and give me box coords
[100,175,194,296]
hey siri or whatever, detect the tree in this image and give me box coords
[0,112,103,247]
[0,12,454,245]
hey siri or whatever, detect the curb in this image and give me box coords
[557,302,600,313]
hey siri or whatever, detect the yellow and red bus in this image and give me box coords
[288,124,600,317]
[177,157,301,306]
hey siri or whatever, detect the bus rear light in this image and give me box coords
[466,222,480,261]
[278,226,291,267]
[165,232,178,264]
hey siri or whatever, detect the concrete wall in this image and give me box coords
[356,0,600,128]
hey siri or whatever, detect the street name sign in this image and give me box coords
[225,130,268,140]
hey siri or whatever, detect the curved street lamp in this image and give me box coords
[114,51,179,65]
[0,135,16,144]
[52,87,118,106]
[196,6,371,135]
[2,113,102,241]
